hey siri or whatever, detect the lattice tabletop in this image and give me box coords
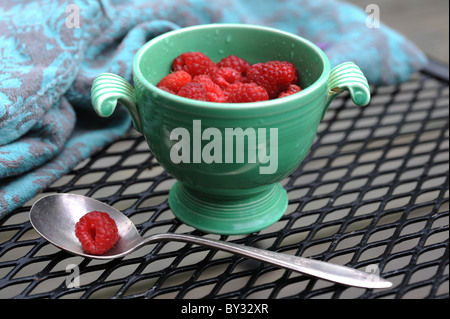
[0,63,448,299]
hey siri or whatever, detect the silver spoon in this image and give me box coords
[29,193,392,289]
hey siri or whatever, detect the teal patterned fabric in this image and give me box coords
[0,0,427,218]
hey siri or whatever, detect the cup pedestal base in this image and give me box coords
[168,182,287,235]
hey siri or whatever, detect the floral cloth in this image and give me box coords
[0,0,427,218]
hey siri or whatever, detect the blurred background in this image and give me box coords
[348,0,449,64]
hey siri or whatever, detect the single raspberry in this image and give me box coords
[158,86,176,95]
[177,82,208,101]
[215,67,244,84]
[192,75,226,102]
[156,70,192,93]
[225,83,269,103]
[172,52,218,77]
[211,73,230,89]
[217,55,252,76]
[75,211,119,255]
[278,84,302,98]
[247,61,299,99]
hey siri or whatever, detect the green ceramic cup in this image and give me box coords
[91,24,370,235]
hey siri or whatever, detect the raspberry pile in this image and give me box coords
[75,211,119,255]
[157,52,301,103]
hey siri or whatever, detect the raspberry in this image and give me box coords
[217,55,252,76]
[157,70,192,93]
[158,86,176,94]
[211,73,230,89]
[75,211,119,255]
[225,83,269,103]
[178,82,208,101]
[247,61,299,99]
[278,84,302,98]
[192,75,226,102]
[173,52,218,77]
[215,67,244,84]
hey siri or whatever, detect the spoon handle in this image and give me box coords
[146,233,391,289]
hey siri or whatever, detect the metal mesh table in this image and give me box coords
[0,62,448,299]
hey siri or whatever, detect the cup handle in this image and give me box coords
[322,62,371,119]
[91,73,142,133]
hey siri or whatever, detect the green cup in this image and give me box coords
[91,24,370,235]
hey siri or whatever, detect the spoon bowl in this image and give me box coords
[29,193,392,288]
[30,193,143,259]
